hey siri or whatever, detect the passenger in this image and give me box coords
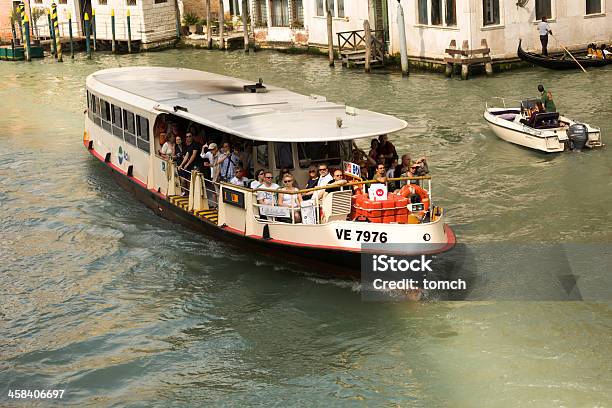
[538,84,556,113]
[372,162,388,185]
[173,135,185,164]
[200,142,214,181]
[357,160,369,180]
[178,133,202,194]
[316,164,333,186]
[256,171,279,210]
[315,164,333,200]
[229,167,250,187]
[386,158,399,191]
[301,166,319,201]
[377,134,398,166]
[527,102,545,126]
[326,169,349,193]
[406,158,429,186]
[159,134,175,161]
[351,142,369,164]
[189,124,205,145]
[250,169,265,189]
[278,173,302,223]
[208,143,222,182]
[219,142,239,182]
[275,167,292,186]
[601,44,611,59]
[237,144,253,178]
[368,138,379,176]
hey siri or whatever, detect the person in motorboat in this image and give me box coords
[230,167,250,187]
[521,101,545,127]
[278,173,302,223]
[301,166,319,201]
[537,16,553,56]
[602,44,611,59]
[538,84,556,112]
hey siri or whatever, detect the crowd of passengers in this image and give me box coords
[158,121,429,217]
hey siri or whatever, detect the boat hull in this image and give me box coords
[517,39,610,70]
[86,143,456,278]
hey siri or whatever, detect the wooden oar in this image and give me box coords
[551,34,587,73]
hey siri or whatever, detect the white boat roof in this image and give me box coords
[87,67,408,143]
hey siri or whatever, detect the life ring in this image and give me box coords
[398,184,430,221]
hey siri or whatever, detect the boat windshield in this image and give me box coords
[296,141,351,169]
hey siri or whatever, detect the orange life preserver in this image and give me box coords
[398,184,430,221]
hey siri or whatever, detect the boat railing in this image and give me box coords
[250,176,433,225]
[485,97,523,110]
[165,160,434,226]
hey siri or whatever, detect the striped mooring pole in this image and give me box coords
[46,9,56,57]
[68,11,74,58]
[92,9,97,51]
[84,12,91,59]
[17,2,24,44]
[51,2,62,62]
[111,9,116,53]
[23,13,31,61]
[126,9,132,53]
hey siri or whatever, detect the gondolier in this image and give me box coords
[537,17,552,56]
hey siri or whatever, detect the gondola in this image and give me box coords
[517,39,610,70]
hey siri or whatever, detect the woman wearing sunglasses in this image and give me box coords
[278,174,301,223]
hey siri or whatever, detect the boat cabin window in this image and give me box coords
[275,143,294,169]
[136,116,150,152]
[297,141,343,168]
[123,110,137,147]
[255,141,269,168]
[111,105,123,138]
[100,99,112,133]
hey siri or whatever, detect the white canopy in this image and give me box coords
[88,67,408,142]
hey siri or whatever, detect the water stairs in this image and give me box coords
[168,195,218,224]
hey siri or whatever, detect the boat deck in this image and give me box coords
[168,195,219,224]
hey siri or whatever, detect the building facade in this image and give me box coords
[1,0,178,46]
[387,0,612,60]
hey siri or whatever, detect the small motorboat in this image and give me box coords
[484,98,603,153]
[517,39,610,70]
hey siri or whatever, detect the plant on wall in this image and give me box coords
[182,11,200,26]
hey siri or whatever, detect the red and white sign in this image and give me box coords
[343,161,361,179]
[368,183,388,201]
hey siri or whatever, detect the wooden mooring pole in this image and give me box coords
[326,0,334,66]
[68,12,74,58]
[206,0,212,49]
[23,14,31,61]
[219,0,225,49]
[241,0,249,52]
[84,12,91,59]
[363,20,372,73]
[127,9,132,53]
[92,9,97,51]
[51,2,62,62]
[47,9,56,57]
[111,9,116,53]
[396,0,409,76]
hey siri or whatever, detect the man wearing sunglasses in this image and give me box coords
[301,166,319,201]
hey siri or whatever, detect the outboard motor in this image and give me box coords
[567,123,588,151]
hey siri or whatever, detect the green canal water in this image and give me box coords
[1,50,611,406]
